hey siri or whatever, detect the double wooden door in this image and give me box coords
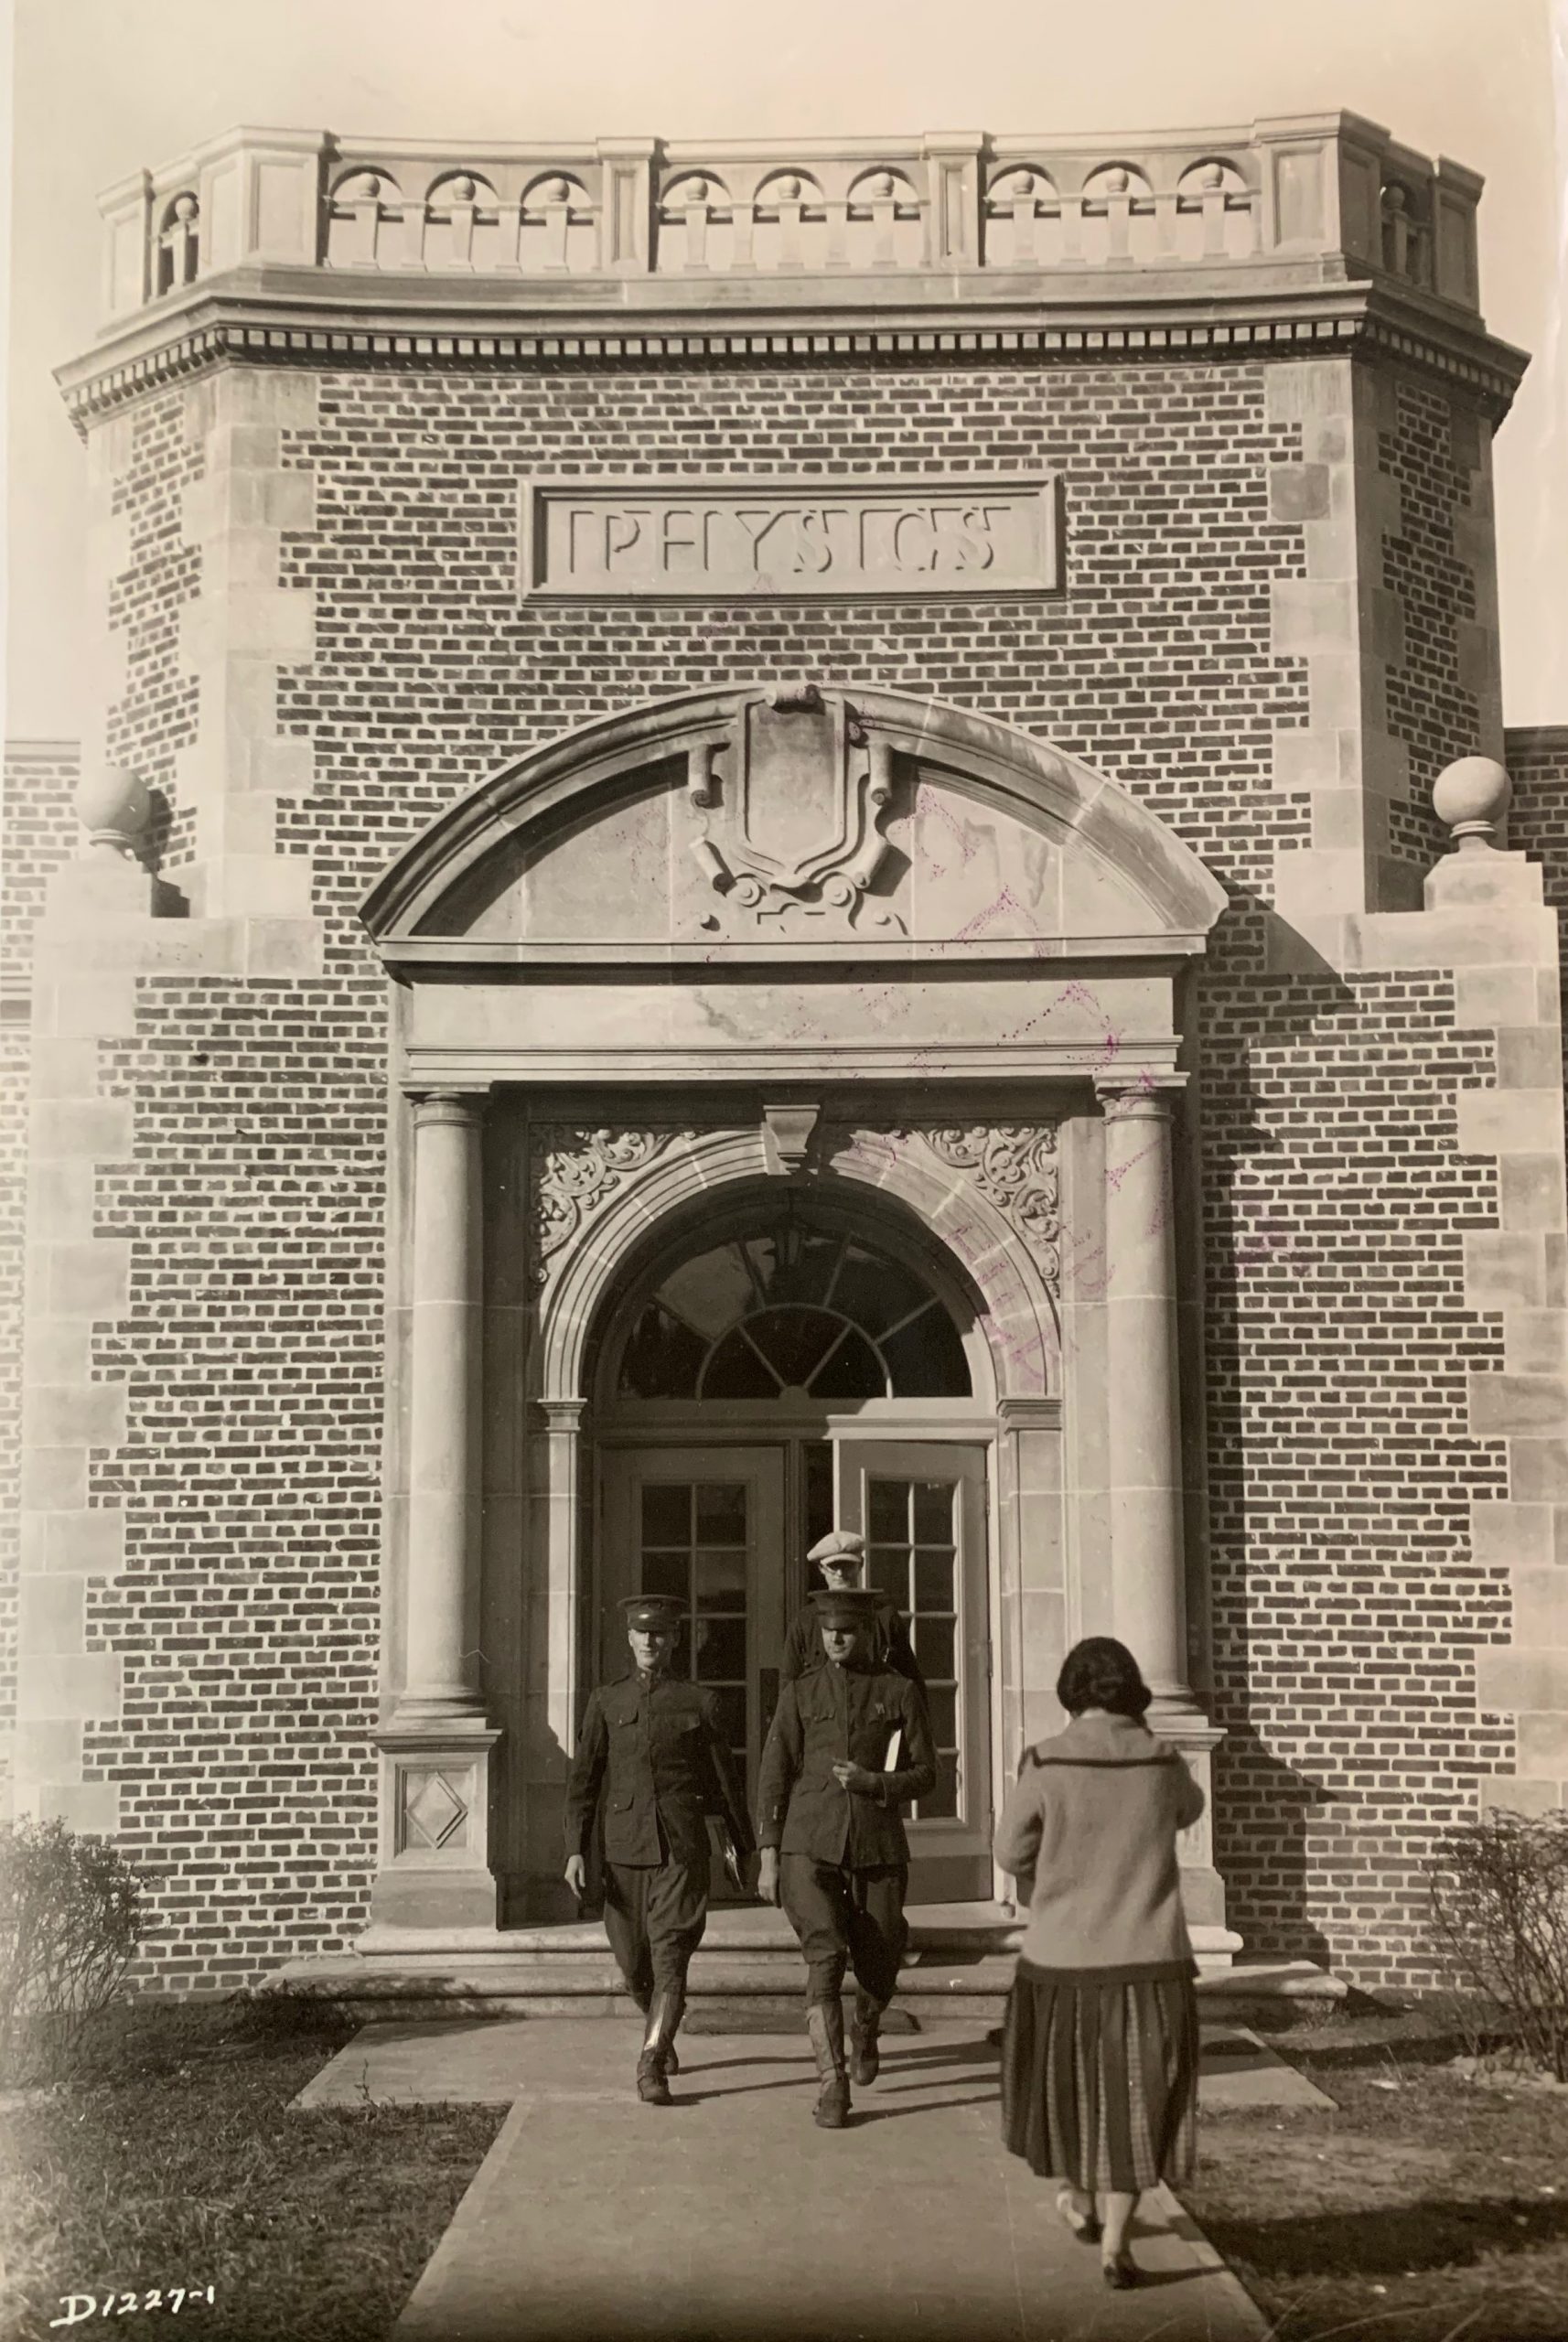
[601,1438,992,1904]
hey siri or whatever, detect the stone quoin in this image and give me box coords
[3,112,1566,1999]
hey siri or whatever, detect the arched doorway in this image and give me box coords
[359,678,1233,1944]
[589,1191,997,1902]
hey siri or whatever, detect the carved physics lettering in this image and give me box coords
[521,475,1060,598]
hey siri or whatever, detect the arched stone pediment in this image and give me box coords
[360,683,1227,962]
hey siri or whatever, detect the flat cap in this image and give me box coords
[619,1594,685,1631]
[807,1530,866,1567]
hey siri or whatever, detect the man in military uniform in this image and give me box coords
[779,1529,924,1689]
[757,1585,936,2129]
[564,1593,755,2105]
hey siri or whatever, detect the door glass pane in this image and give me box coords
[915,1613,955,1681]
[696,1483,747,1542]
[694,1548,746,1609]
[866,1547,908,1604]
[913,1481,954,1542]
[641,1483,691,1544]
[867,1476,961,1824]
[640,1549,688,1602]
[693,1616,746,1680]
[868,1480,908,1542]
[637,1482,749,1762]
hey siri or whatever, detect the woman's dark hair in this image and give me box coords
[1056,1636,1152,1720]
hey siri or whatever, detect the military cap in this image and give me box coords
[619,1594,685,1631]
[809,1585,879,1626]
[807,1529,866,1568]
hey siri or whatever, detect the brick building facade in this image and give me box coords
[5,114,1566,1993]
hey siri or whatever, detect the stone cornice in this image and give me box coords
[56,271,1529,428]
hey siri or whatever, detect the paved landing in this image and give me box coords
[295,2014,1331,2113]
[371,2023,1266,2342]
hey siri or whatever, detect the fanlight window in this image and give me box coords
[618,1218,971,1402]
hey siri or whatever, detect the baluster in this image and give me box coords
[1198,164,1228,259]
[1149,186,1176,261]
[682,177,712,271]
[1006,172,1037,264]
[159,193,200,291]
[446,177,477,269]
[1061,186,1084,264]
[539,178,573,271]
[337,177,383,269]
[1103,168,1133,262]
[824,192,848,270]
[775,176,804,271]
[731,186,757,272]
[866,173,898,269]
[399,190,426,271]
[1382,185,1411,278]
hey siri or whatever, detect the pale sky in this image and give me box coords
[4,0,1565,736]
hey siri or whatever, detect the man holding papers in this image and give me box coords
[757,1585,936,2129]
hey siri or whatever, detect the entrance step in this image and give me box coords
[267,1906,1343,2028]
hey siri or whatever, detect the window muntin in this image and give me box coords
[618,1221,971,1402]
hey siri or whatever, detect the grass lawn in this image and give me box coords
[1,1998,503,2342]
[1186,2012,1568,2341]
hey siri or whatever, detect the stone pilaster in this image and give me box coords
[177,368,318,919]
[1268,357,1412,922]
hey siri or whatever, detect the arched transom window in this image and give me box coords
[618,1214,972,1402]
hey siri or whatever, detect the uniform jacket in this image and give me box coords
[564,1670,757,1872]
[779,1598,925,1689]
[993,1711,1204,1974]
[757,1660,936,1867]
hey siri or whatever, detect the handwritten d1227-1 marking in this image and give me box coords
[50,2287,217,2324]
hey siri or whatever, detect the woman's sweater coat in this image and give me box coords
[993,1712,1205,1976]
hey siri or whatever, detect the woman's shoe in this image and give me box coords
[1101,2254,1138,2291]
[1055,2189,1101,2243]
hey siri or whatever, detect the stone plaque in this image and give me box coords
[519,474,1060,599]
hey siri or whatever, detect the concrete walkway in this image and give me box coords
[359,2021,1269,2342]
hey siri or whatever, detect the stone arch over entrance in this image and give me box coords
[533,1123,1055,1408]
[358,680,1233,1939]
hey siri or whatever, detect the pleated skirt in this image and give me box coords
[999,1958,1199,2194]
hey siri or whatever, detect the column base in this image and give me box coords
[1147,1704,1230,1940]
[371,1717,502,1932]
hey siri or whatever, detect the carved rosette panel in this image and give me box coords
[919,1123,1061,1293]
[530,1126,689,1291]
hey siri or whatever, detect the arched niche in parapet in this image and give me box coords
[359,682,1228,963]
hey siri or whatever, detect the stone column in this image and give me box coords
[1094,1072,1235,1953]
[1094,1072,1195,1713]
[398,1090,487,1720]
[370,1088,499,1936]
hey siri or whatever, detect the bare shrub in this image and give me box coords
[1425,1808,1568,2083]
[0,1818,155,2085]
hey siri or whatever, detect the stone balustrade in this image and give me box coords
[95,114,1484,324]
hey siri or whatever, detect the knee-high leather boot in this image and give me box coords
[807,1999,851,2130]
[637,1985,684,2104]
[850,1988,885,2086]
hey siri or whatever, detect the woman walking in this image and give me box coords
[994,1637,1205,2290]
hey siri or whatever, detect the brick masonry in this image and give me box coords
[7,343,1562,1991]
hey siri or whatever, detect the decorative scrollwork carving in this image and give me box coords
[530,1126,689,1288]
[920,1123,1060,1290]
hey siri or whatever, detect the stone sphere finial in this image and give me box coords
[1434,755,1510,852]
[74,765,151,860]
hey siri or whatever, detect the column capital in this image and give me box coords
[1093,1069,1187,1117]
[409,1088,488,1130]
